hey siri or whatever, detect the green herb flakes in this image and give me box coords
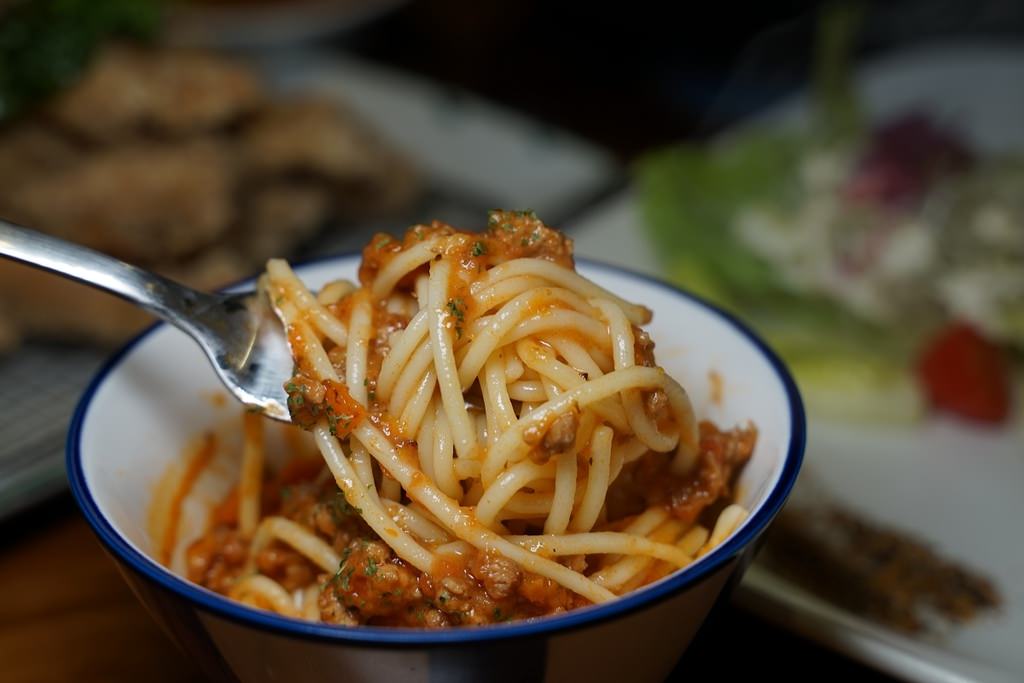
[446,298,465,322]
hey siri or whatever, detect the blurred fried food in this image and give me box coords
[2,139,235,260]
[47,44,264,142]
[0,44,419,351]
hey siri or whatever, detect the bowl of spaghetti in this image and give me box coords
[68,212,804,682]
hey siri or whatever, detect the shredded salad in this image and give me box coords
[638,10,1021,425]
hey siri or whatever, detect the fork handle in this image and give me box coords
[0,218,218,334]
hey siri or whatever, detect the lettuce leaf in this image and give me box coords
[637,132,922,421]
[638,131,804,307]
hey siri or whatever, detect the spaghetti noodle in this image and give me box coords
[182,211,756,627]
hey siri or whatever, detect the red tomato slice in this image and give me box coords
[916,322,1011,424]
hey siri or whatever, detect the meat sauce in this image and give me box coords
[357,210,573,291]
[185,422,753,627]
[607,421,757,527]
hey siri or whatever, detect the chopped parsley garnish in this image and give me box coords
[338,566,355,591]
[471,241,488,257]
[324,402,355,437]
[285,381,305,408]
[365,557,378,577]
[447,297,466,337]
[446,298,465,321]
[330,547,354,589]
[375,235,392,249]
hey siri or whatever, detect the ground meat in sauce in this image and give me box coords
[470,552,521,600]
[284,377,366,436]
[314,538,586,627]
[186,460,588,627]
[319,539,425,625]
[481,210,574,268]
[540,411,578,456]
[358,212,573,291]
[256,541,318,591]
[606,421,756,526]
[187,420,752,628]
[186,525,248,594]
[644,389,670,423]
[634,327,656,367]
[186,469,369,593]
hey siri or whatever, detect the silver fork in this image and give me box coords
[0,220,293,421]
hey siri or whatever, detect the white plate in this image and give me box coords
[567,43,1024,683]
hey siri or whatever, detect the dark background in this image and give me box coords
[344,0,1024,159]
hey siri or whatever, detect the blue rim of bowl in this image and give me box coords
[66,254,805,647]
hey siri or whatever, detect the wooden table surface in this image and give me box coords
[0,493,893,682]
[0,496,204,682]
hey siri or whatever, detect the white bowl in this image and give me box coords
[67,255,805,682]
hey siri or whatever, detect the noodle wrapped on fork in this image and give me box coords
[183,211,756,627]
